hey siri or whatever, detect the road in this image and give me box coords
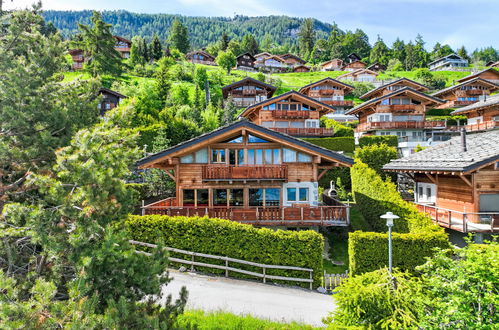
[160,270,335,327]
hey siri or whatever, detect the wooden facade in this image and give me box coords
[138,121,353,226]
[280,53,306,66]
[98,88,127,115]
[360,78,430,100]
[337,69,378,82]
[450,95,499,132]
[299,78,354,108]
[222,77,276,108]
[342,60,367,71]
[114,36,132,58]
[69,49,85,70]
[432,78,499,109]
[239,91,336,137]
[428,53,468,71]
[367,62,387,72]
[293,65,311,72]
[457,68,499,84]
[321,59,344,71]
[186,50,216,65]
[236,53,256,70]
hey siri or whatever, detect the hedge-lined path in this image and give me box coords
[161,270,335,326]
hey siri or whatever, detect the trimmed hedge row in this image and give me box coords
[321,118,355,137]
[302,137,355,153]
[358,135,398,148]
[348,231,450,275]
[125,215,324,287]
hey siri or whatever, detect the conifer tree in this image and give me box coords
[298,18,315,57]
[168,19,190,53]
[241,33,259,55]
[219,32,230,51]
[370,35,391,65]
[223,96,238,125]
[150,34,163,61]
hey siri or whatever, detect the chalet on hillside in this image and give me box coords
[239,91,337,137]
[457,68,499,84]
[346,87,445,156]
[222,77,276,107]
[98,88,127,115]
[254,52,271,61]
[360,78,430,100]
[428,53,468,71]
[293,65,311,72]
[384,129,499,234]
[236,53,256,70]
[138,120,353,227]
[114,36,132,58]
[320,59,344,71]
[431,78,499,109]
[367,62,386,72]
[450,94,499,132]
[343,60,367,71]
[488,61,499,68]
[337,69,378,82]
[69,49,85,70]
[186,50,216,65]
[299,78,355,122]
[347,53,362,62]
[280,53,306,66]
[255,55,288,72]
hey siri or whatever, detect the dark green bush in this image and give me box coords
[426,108,453,116]
[136,124,162,151]
[354,143,398,180]
[302,137,355,153]
[321,118,355,137]
[358,135,398,148]
[124,215,324,287]
[348,231,450,275]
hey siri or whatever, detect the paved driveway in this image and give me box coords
[161,270,335,327]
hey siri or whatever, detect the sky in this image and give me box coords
[5,0,498,51]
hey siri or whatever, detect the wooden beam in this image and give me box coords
[425,173,437,184]
[165,169,176,181]
[318,168,330,180]
[459,174,473,187]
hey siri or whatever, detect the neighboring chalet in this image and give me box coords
[384,129,499,234]
[239,91,337,137]
[321,59,344,71]
[236,53,256,71]
[343,53,366,71]
[69,49,85,70]
[98,88,127,115]
[254,52,271,62]
[457,68,499,85]
[255,55,288,72]
[186,50,216,65]
[450,94,499,132]
[138,120,353,227]
[280,53,306,67]
[488,61,499,68]
[367,62,387,72]
[299,78,355,122]
[431,78,499,109]
[114,36,132,58]
[222,77,276,107]
[429,53,468,71]
[293,65,311,73]
[359,78,430,101]
[337,69,378,82]
[346,87,445,156]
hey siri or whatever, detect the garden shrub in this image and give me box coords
[354,143,398,180]
[302,137,355,153]
[124,215,324,287]
[358,135,398,148]
[321,118,354,137]
[136,123,162,150]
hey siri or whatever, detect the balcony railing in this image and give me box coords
[325,100,354,107]
[142,205,350,227]
[453,100,476,106]
[356,120,446,131]
[272,110,311,119]
[189,59,216,66]
[416,203,499,233]
[202,165,287,180]
[269,127,334,137]
[465,89,489,95]
[461,121,499,132]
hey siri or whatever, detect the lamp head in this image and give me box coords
[380,211,399,227]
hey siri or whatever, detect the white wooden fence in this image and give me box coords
[129,240,315,290]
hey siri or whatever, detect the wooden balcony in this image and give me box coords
[454,121,499,132]
[356,120,446,131]
[453,100,476,106]
[189,59,216,66]
[202,165,287,181]
[142,205,350,227]
[272,110,311,119]
[269,127,334,137]
[465,89,488,95]
[326,100,353,107]
[416,203,499,233]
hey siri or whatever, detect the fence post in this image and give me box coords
[263,267,266,284]
[191,254,194,272]
[141,200,145,216]
[225,257,228,277]
[346,206,350,225]
[309,270,313,290]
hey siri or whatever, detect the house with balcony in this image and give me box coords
[428,53,468,71]
[360,78,430,101]
[238,90,337,137]
[114,36,132,58]
[255,52,271,62]
[450,94,499,132]
[431,78,499,109]
[320,59,343,71]
[346,87,445,156]
[236,53,256,70]
[255,55,288,72]
[280,53,306,67]
[98,88,127,115]
[384,129,499,234]
[337,69,378,82]
[186,50,216,65]
[69,49,85,70]
[342,53,366,71]
[299,78,355,122]
[367,62,386,72]
[222,77,276,108]
[138,120,353,227]
[293,65,311,72]
[456,68,499,85]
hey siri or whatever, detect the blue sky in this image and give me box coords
[6,0,498,51]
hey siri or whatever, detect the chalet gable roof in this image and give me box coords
[186,50,215,60]
[299,77,354,94]
[98,88,127,99]
[321,59,343,67]
[457,68,499,83]
[383,130,499,173]
[236,52,256,61]
[347,53,361,62]
[428,53,466,66]
[280,53,306,64]
[113,35,132,44]
[450,94,499,115]
[337,68,378,80]
[221,77,276,98]
[359,78,429,100]
[431,77,499,97]
[346,87,444,115]
[136,120,353,168]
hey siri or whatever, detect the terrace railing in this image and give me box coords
[202,165,287,180]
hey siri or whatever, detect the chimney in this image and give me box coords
[460,128,467,152]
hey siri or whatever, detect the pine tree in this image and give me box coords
[155,57,173,106]
[414,34,428,68]
[219,32,230,51]
[457,46,470,61]
[370,35,391,66]
[130,36,145,65]
[327,23,344,59]
[241,33,259,55]
[71,11,122,77]
[298,18,315,57]
[168,19,190,53]
[391,38,406,64]
[223,96,238,125]
[150,34,163,61]
[404,41,417,70]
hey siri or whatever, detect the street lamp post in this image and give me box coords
[380,212,399,275]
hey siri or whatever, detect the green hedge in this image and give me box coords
[125,215,324,287]
[348,231,450,275]
[358,135,398,148]
[302,137,355,153]
[321,118,355,137]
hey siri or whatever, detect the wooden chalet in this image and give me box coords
[384,129,499,233]
[320,59,344,71]
[431,78,499,109]
[239,91,337,137]
[457,68,499,85]
[254,52,271,61]
[255,55,288,72]
[342,60,367,71]
[367,62,386,72]
[337,69,378,82]
[280,53,306,66]
[488,61,499,68]
[428,53,468,71]
[236,53,256,70]
[98,88,127,115]
[138,120,353,227]
[346,87,445,156]
[69,49,85,70]
[360,78,430,100]
[186,50,216,65]
[222,77,276,107]
[114,36,132,58]
[450,94,499,132]
[293,65,311,72]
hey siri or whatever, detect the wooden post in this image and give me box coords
[225,258,229,277]
[310,271,313,290]
[141,200,145,216]
[263,267,266,284]
[191,254,194,272]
